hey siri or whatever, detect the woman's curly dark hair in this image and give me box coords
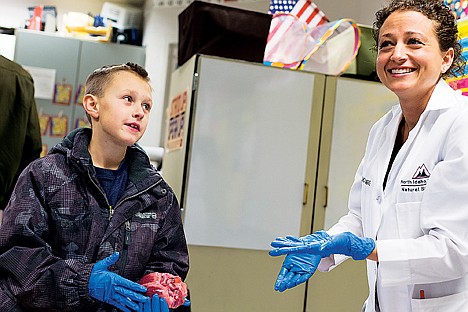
[373,0,465,78]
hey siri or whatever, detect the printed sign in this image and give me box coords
[166,90,187,151]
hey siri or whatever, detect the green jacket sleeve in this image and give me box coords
[0,56,42,209]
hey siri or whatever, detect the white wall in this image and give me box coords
[0,0,388,148]
[141,3,185,148]
[314,0,388,26]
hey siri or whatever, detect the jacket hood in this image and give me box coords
[49,127,93,168]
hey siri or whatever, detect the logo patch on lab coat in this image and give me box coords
[412,164,430,179]
[401,164,430,192]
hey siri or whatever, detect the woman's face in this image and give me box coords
[376,10,454,101]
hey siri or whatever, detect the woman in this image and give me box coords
[269,0,468,311]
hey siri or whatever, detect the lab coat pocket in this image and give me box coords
[411,290,468,312]
[395,202,423,239]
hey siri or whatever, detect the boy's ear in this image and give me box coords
[83,94,99,120]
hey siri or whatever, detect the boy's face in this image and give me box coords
[88,71,153,147]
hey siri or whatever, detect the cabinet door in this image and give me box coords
[77,41,146,85]
[14,30,81,153]
[325,77,397,229]
[160,54,199,208]
[307,76,397,312]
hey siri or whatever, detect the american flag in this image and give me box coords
[290,0,328,26]
[268,0,328,25]
[264,0,328,67]
[268,0,299,14]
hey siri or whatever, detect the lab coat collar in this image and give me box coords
[390,79,457,119]
[425,79,458,111]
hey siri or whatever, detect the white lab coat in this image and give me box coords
[318,80,468,312]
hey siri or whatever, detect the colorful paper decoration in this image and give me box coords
[75,84,86,105]
[53,83,72,105]
[445,0,468,19]
[50,112,68,137]
[40,144,48,158]
[75,115,91,129]
[38,112,51,136]
[446,15,468,96]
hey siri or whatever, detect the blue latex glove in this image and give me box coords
[139,295,191,311]
[89,252,148,312]
[273,253,321,292]
[271,232,375,261]
[318,232,375,260]
[269,230,330,256]
[139,295,170,312]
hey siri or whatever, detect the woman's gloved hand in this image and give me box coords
[274,253,321,292]
[270,231,329,292]
[269,230,331,255]
[318,232,375,260]
[271,231,375,261]
[88,252,148,312]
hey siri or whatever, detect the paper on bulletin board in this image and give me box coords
[166,89,187,151]
[23,66,56,100]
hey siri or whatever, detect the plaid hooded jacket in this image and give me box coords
[0,128,189,311]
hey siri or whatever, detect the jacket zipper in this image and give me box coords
[120,220,131,275]
[116,179,163,205]
[112,181,164,274]
[87,170,114,220]
[87,167,164,271]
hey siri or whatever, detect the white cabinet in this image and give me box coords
[162,55,397,312]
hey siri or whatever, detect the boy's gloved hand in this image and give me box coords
[274,253,321,292]
[139,295,170,312]
[88,252,148,312]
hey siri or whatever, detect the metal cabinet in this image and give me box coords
[162,55,397,311]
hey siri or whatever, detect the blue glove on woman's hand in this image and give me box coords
[270,231,330,292]
[271,231,375,261]
[269,230,331,256]
[89,252,148,312]
[274,253,321,292]
[318,232,375,260]
[139,295,170,312]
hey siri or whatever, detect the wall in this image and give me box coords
[314,0,387,26]
[0,0,388,148]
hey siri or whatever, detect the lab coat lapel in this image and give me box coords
[369,106,402,238]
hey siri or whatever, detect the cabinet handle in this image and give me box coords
[303,183,309,205]
[323,185,328,208]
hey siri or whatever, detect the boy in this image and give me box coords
[0,63,189,311]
